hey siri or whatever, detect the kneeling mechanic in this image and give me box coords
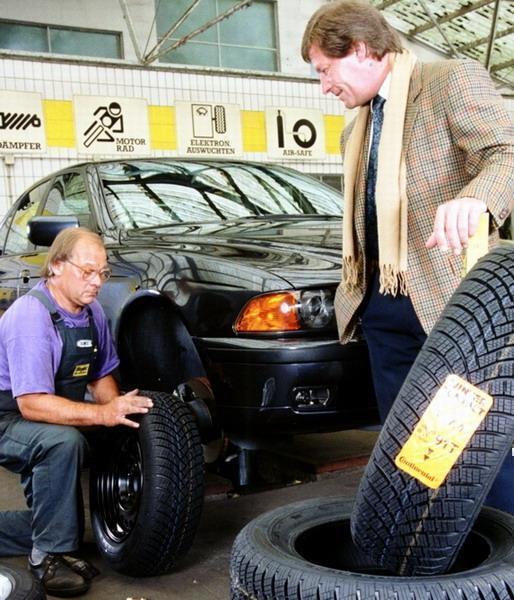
[0,227,153,597]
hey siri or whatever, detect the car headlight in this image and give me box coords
[234,289,335,333]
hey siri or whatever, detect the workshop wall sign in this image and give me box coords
[175,101,243,157]
[0,91,46,154]
[74,95,150,156]
[265,107,325,160]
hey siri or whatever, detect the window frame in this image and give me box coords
[41,171,94,229]
[155,0,279,72]
[0,18,123,60]
[1,177,53,256]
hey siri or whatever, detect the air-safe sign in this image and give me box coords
[0,91,46,153]
[265,107,325,159]
[74,95,150,156]
[175,101,243,157]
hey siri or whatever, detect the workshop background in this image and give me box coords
[0,0,512,218]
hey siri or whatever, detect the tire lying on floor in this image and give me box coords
[351,242,514,576]
[0,564,45,600]
[89,389,204,576]
[230,497,514,600]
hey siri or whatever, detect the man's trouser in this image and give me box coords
[360,271,427,423]
[360,271,513,515]
[0,414,87,556]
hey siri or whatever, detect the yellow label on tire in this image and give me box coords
[395,374,493,489]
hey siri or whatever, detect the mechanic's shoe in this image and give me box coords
[61,555,100,581]
[29,554,90,597]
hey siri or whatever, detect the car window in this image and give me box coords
[3,180,51,255]
[42,172,91,226]
[99,161,342,230]
[104,182,219,228]
[257,166,343,215]
[202,167,304,216]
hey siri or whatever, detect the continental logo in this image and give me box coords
[397,455,436,483]
[73,364,90,377]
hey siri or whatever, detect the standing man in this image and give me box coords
[302,1,513,511]
[0,227,153,597]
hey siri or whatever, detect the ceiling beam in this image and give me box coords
[410,0,494,36]
[455,25,514,52]
[376,0,402,8]
[490,57,514,73]
[484,0,502,71]
[416,0,463,57]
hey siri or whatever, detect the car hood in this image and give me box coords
[119,216,343,288]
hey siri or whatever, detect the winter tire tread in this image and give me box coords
[90,389,204,576]
[351,245,514,576]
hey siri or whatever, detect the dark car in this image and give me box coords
[0,159,376,575]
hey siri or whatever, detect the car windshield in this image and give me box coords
[98,160,342,230]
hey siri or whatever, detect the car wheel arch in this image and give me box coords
[116,294,206,393]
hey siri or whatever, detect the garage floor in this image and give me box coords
[0,429,378,600]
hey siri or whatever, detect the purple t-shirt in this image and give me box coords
[0,280,119,408]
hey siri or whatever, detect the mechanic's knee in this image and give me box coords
[41,426,88,462]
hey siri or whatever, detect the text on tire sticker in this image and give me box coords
[395,374,493,489]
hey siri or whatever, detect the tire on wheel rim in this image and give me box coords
[230,497,514,600]
[351,243,514,576]
[90,389,204,576]
[0,563,45,600]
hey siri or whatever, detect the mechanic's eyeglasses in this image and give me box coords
[66,259,112,282]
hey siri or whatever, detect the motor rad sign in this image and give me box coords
[74,95,150,156]
[265,108,325,159]
[0,91,46,154]
[176,101,242,157]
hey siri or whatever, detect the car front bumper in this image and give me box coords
[196,336,378,436]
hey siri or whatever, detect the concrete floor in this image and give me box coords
[0,429,378,600]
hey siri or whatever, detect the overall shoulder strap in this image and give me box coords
[27,289,62,324]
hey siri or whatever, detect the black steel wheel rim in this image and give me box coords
[95,431,143,543]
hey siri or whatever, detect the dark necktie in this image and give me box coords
[365,94,386,265]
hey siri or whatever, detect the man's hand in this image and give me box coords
[100,389,153,428]
[426,198,487,255]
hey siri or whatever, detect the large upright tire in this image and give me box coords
[0,564,45,600]
[351,243,514,576]
[230,497,514,599]
[89,389,204,576]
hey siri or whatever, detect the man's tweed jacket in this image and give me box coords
[334,58,513,343]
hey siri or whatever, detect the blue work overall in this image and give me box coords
[0,290,98,556]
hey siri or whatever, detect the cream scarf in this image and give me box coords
[342,48,417,296]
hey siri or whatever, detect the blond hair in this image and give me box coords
[41,227,105,279]
[301,0,403,62]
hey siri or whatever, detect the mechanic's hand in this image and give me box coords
[101,389,153,428]
[426,198,487,256]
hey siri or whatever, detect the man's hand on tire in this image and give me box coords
[100,389,153,428]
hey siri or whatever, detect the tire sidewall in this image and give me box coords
[0,564,45,600]
[90,390,205,574]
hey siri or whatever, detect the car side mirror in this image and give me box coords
[27,216,80,247]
